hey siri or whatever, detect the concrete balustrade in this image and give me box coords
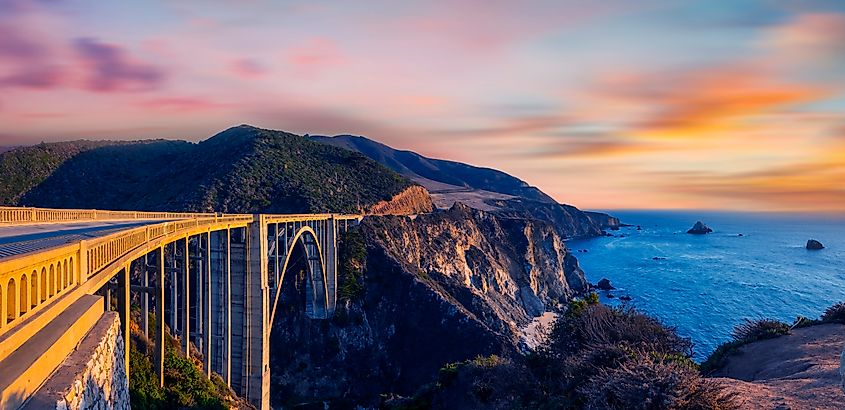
[0,206,361,410]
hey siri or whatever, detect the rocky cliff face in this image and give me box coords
[366,185,434,216]
[268,203,588,406]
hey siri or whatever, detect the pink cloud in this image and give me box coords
[136,97,229,113]
[74,38,165,92]
[230,58,267,79]
[286,37,345,70]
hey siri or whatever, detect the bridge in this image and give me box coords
[0,206,361,409]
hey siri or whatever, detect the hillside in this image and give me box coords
[0,125,430,214]
[313,134,619,237]
[312,134,555,203]
[712,323,845,409]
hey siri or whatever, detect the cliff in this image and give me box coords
[366,185,434,216]
[268,203,588,406]
[711,323,845,409]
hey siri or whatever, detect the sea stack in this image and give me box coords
[806,239,825,250]
[596,278,615,290]
[687,221,713,234]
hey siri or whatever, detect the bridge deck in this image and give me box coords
[0,220,173,259]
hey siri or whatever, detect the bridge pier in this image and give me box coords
[244,216,270,409]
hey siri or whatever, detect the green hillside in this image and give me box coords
[0,125,413,214]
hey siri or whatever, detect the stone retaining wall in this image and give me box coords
[25,311,129,410]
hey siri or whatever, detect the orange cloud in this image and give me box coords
[661,145,845,213]
[593,64,826,139]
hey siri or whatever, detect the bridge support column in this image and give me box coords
[142,255,149,338]
[183,237,190,356]
[326,217,337,315]
[117,264,130,375]
[155,247,165,388]
[244,216,270,410]
[203,232,212,376]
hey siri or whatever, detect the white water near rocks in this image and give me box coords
[568,210,845,360]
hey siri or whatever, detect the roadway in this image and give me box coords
[0,220,174,259]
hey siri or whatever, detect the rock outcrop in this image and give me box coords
[268,203,588,406]
[687,221,713,234]
[596,278,614,290]
[807,239,825,250]
[366,185,434,215]
[712,323,845,409]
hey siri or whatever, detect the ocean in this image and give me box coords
[566,210,845,360]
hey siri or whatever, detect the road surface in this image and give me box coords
[0,220,173,259]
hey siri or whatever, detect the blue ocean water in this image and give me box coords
[567,210,845,360]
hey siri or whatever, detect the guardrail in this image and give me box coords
[0,213,252,337]
[0,207,216,225]
[0,206,364,338]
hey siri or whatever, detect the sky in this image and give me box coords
[1,0,844,213]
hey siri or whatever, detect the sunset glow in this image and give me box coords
[2,1,844,212]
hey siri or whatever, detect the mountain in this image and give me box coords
[311,134,555,203]
[313,134,619,237]
[0,125,432,214]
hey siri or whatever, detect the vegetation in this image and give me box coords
[821,301,845,323]
[0,125,413,213]
[401,295,737,409]
[338,228,366,301]
[128,315,247,409]
[0,140,121,204]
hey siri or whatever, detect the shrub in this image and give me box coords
[581,352,737,410]
[548,303,693,359]
[731,319,790,343]
[821,302,845,323]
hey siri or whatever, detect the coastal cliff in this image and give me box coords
[268,203,588,406]
[366,185,434,215]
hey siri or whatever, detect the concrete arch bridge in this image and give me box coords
[0,207,361,409]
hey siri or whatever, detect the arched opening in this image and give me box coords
[49,264,55,297]
[69,257,75,286]
[19,274,28,315]
[62,260,68,290]
[7,278,17,323]
[40,268,47,302]
[269,232,316,407]
[30,270,38,309]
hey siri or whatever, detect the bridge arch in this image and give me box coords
[19,274,28,315]
[30,270,38,309]
[269,225,329,327]
[6,278,16,323]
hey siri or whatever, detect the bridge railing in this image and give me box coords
[0,207,216,225]
[0,213,252,339]
[0,206,361,341]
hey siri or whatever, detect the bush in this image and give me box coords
[821,302,845,323]
[533,303,735,409]
[581,352,737,410]
[731,319,790,343]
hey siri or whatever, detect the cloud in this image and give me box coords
[591,63,825,138]
[74,38,165,92]
[285,37,345,71]
[661,150,845,212]
[230,58,267,78]
[136,97,230,113]
[768,13,845,66]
